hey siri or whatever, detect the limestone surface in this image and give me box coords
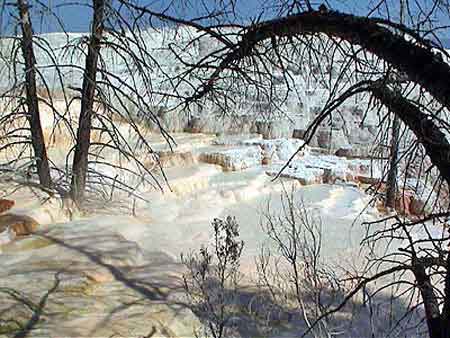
[0,222,201,337]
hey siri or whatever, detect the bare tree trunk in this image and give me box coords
[385,0,405,209]
[385,114,399,207]
[413,263,443,338]
[17,0,52,189]
[70,0,105,202]
[370,82,450,186]
[441,256,450,338]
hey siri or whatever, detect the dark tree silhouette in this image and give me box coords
[70,0,106,202]
[1,1,450,335]
[124,2,450,337]
[17,0,51,188]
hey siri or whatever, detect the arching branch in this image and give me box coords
[190,10,450,111]
[181,9,450,185]
[370,81,450,185]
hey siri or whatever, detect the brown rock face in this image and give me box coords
[0,199,15,214]
[0,214,39,236]
[374,187,428,218]
[356,176,381,185]
[261,156,271,165]
[397,195,427,217]
[158,151,195,168]
[375,200,388,214]
[410,197,426,216]
[395,193,413,216]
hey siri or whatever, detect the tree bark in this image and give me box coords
[242,11,450,111]
[70,0,105,202]
[385,0,404,209]
[385,111,400,208]
[440,255,450,338]
[369,82,450,186]
[17,0,52,189]
[413,262,443,338]
[184,7,450,338]
[193,10,450,112]
[192,9,450,186]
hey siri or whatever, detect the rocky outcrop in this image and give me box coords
[0,199,14,213]
[143,150,196,170]
[356,175,381,185]
[374,185,431,218]
[0,214,39,236]
[187,114,257,135]
[157,150,196,168]
[255,119,294,139]
[335,145,373,158]
[199,146,262,171]
[265,151,379,186]
[394,192,432,218]
[184,116,296,139]
[0,199,40,246]
[213,133,262,146]
[146,107,190,132]
[242,138,305,162]
[144,107,377,156]
[317,129,351,151]
[266,164,324,185]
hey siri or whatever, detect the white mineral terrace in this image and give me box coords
[0,109,432,337]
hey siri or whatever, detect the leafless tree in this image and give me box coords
[0,0,56,191]
[2,0,450,335]
[16,0,51,189]
[257,185,342,337]
[385,0,407,209]
[69,0,107,202]
[123,1,450,337]
[0,1,175,205]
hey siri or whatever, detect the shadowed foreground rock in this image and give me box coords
[0,221,201,337]
[0,199,14,214]
[0,199,40,243]
[0,213,39,236]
